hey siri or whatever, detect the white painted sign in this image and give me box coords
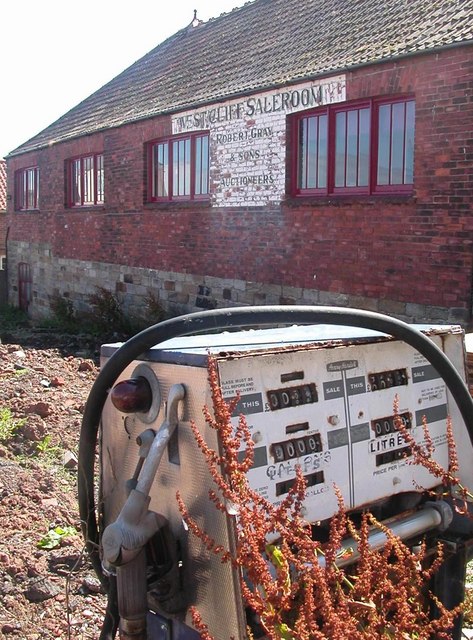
[172,75,346,207]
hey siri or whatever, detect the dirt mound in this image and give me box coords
[0,332,107,639]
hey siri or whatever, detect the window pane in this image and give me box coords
[15,172,23,209]
[16,173,23,209]
[358,108,370,186]
[404,101,415,183]
[96,155,104,203]
[83,158,89,203]
[23,172,28,208]
[318,114,327,188]
[390,102,405,184]
[377,104,391,185]
[72,160,81,205]
[179,140,185,196]
[154,143,168,197]
[195,135,209,195]
[195,137,202,195]
[346,110,358,187]
[298,115,327,190]
[83,156,94,204]
[161,145,169,196]
[184,138,191,195]
[173,141,180,196]
[376,99,415,187]
[335,111,346,187]
[306,117,318,188]
[25,171,30,208]
[202,135,209,194]
[336,108,370,188]
[298,118,308,189]
[27,169,35,208]
[173,140,191,197]
[179,140,185,195]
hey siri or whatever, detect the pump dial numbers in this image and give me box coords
[376,446,412,467]
[267,383,317,411]
[372,412,411,438]
[368,368,407,391]
[276,470,324,496]
[271,434,322,462]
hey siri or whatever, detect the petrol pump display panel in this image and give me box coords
[215,335,467,523]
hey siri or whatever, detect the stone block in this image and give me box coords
[378,299,407,316]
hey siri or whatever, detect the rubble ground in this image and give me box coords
[0,329,107,639]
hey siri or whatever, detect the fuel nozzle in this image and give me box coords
[101,383,186,640]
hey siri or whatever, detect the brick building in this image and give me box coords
[4,0,473,324]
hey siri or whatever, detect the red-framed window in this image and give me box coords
[293,97,415,197]
[67,153,104,207]
[148,132,209,201]
[14,167,40,210]
[374,99,415,192]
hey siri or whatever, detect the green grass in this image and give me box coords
[35,434,61,458]
[0,408,26,442]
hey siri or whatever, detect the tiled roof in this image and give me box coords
[0,160,6,211]
[9,0,473,156]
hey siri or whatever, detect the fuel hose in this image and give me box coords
[78,305,473,639]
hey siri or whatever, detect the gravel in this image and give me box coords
[0,330,107,639]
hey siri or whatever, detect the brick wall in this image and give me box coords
[5,46,473,324]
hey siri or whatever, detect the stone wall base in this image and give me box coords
[6,241,469,326]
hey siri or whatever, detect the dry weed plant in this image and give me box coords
[177,358,466,640]
[392,396,473,515]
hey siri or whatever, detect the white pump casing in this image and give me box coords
[99,323,471,639]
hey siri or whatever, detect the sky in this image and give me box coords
[0,0,249,158]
